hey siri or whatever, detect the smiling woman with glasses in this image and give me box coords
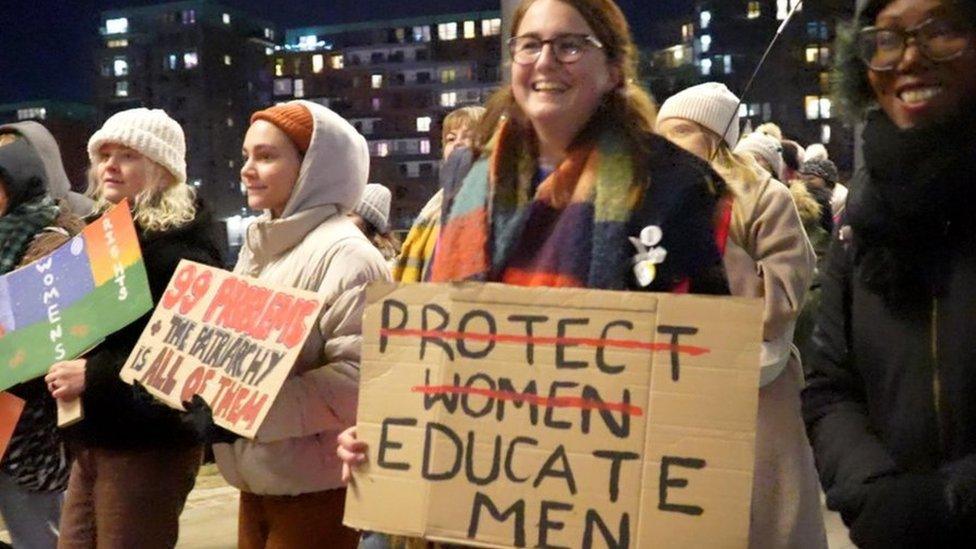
[507,33,604,65]
[804,0,976,546]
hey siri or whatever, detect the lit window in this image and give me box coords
[748,2,761,18]
[820,97,832,118]
[229,160,235,168]
[265,47,273,56]
[107,39,128,48]
[681,23,695,41]
[463,20,476,38]
[226,117,234,127]
[264,28,274,40]
[115,81,129,97]
[805,96,820,119]
[165,53,178,70]
[331,55,344,69]
[413,26,431,42]
[738,104,748,118]
[790,0,803,11]
[441,69,456,83]
[222,13,231,25]
[806,46,818,63]
[113,57,128,77]
[440,91,457,107]
[377,142,390,157]
[275,58,284,76]
[372,97,382,111]
[700,35,711,53]
[192,179,202,188]
[820,46,831,64]
[294,79,305,98]
[700,10,711,29]
[106,17,128,35]
[438,22,458,41]
[273,78,293,96]
[700,58,712,76]
[183,51,198,69]
[420,139,431,154]
[723,54,733,74]
[16,107,46,120]
[181,10,195,25]
[372,74,383,89]
[224,55,232,66]
[777,0,789,20]
[417,116,432,132]
[673,47,684,62]
[821,124,832,143]
[481,18,501,36]
[299,35,317,51]
[312,54,324,73]
[396,28,406,42]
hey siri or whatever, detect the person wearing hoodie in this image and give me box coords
[657,82,824,548]
[0,133,84,549]
[45,108,223,548]
[213,101,389,548]
[0,121,94,217]
[803,0,976,545]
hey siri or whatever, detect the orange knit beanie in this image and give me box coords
[250,103,313,153]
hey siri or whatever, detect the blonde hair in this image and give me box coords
[87,154,196,232]
[442,106,486,142]
[0,133,17,147]
[711,144,770,249]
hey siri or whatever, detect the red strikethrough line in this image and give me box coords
[412,385,644,416]
[381,328,709,356]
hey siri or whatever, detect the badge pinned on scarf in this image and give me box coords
[630,225,667,288]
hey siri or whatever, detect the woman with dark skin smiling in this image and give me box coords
[802,0,976,546]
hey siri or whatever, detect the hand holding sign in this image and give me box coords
[118,260,327,438]
[46,359,86,400]
[338,425,368,484]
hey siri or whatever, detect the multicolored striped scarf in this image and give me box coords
[393,189,443,282]
[0,195,59,275]
[430,119,642,289]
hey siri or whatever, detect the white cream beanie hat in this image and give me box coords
[657,82,741,149]
[735,132,785,180]
[355,183,392,233]
[88,108,187,185]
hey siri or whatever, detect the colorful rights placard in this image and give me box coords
[118,260,327,438]
[0,202,152,390]
[344,282,763,548]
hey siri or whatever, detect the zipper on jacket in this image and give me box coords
[931,297,945,453]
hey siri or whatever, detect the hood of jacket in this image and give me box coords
[277,100,369,220]
[0,137,49,209]
[0,121,94,216]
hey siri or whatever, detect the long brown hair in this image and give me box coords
[477,0,658,155]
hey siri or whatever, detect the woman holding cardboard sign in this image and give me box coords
[339,0,731,544]
[210,101,389,548]
[46,108,223,548]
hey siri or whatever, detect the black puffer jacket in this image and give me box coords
[802,110,976,548]
[64,202,223,450]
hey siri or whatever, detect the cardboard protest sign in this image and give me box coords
[0,202,152,390]
[118,260,327,438]
[344,283,762,548]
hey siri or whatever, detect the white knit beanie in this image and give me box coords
[355,183,391,233]
[657,82,741,148]
[87,108,187,186]
[735,132,785,180]
[804,143,829,162]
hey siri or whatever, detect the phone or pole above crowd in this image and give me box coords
[0,0,975,547]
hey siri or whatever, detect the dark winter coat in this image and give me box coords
[64,202,223,450]
[802,110,976,548]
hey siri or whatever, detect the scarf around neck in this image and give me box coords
[847,108,976,309]
[430,119,642,289]
[0,195,59,274]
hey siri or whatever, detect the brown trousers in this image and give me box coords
[58,444,202,549]
[239,488,359,549]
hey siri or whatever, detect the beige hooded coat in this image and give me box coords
[214,101,390,495]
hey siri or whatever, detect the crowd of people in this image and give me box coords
[0,0,974,546]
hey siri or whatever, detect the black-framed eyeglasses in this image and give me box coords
[507,33,604,65]
[857,17,972,71]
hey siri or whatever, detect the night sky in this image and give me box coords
[0,0,685,105]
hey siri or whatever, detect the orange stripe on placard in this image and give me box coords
[84,201,143,286]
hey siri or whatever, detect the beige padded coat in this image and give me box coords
[214,101,390,495]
